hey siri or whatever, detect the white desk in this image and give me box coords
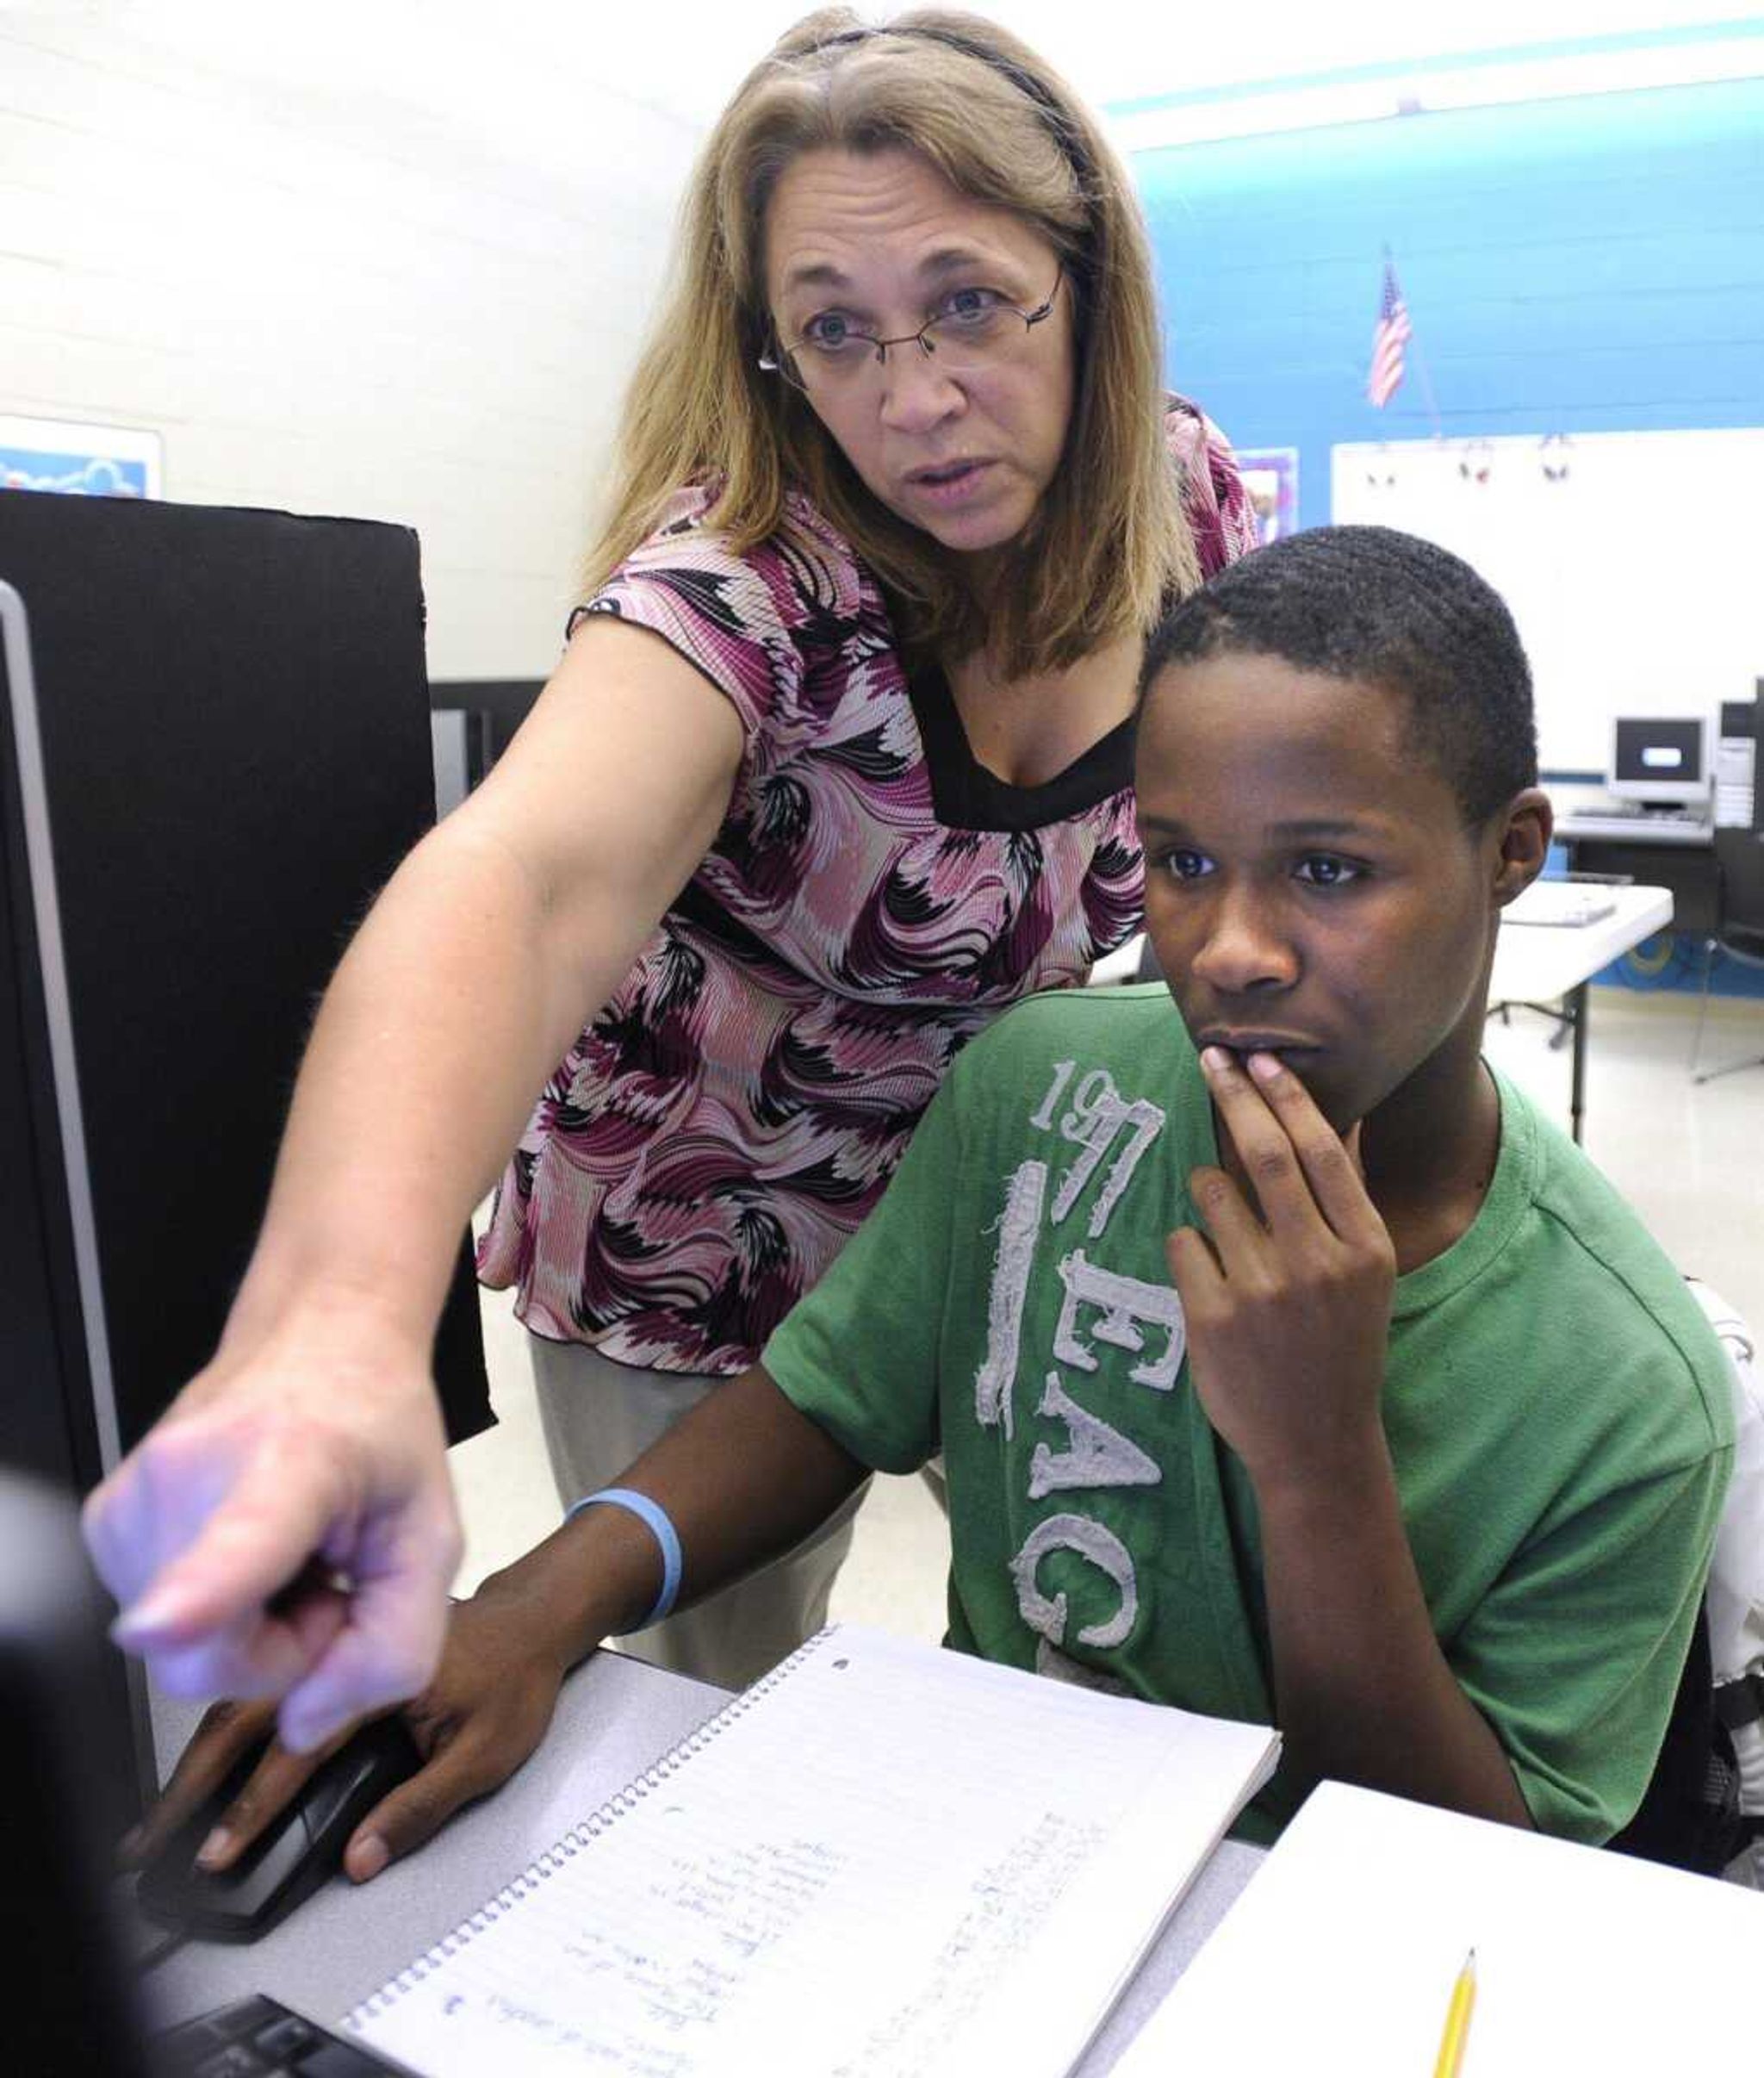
[137,1653,1262,2075]
[1090,883,1674,1146]
[1487,882,1673,1143]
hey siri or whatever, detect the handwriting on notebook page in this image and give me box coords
[348,1627,1280,2078]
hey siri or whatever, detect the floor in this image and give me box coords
[446,987,1764,1643]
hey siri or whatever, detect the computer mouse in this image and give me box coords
[134,1714,421,1943]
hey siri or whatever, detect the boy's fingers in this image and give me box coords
[1241,1053,1382,1241]
[1345,1119,1368,1182]
[1199,1048,1319,1235]
[196,1725,354,1870]
[343,1730,514,1882]
[1183,1161,1265,1267]
[1166,1222,1225,1299]
[120,1701,275,1869]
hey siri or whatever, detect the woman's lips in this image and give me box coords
[904,458,994,506]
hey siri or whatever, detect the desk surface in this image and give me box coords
[1090,884,1674,1004]
[1487,881,1672,1004]
[138,1651,1262,2074]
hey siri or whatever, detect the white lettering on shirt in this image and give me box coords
[1028,1371,1162,1499]
[1010,1513,1139,1650]
[974,1158,1047,1439]
[1051,1094,1167,1240]
[1052,1250,1186,1391]
[1028,1059,1078,1132]
[993,1053,1180,1671]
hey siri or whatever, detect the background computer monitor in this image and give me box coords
[1609,715,1711,809]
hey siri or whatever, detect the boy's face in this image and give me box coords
[1135,652,1514,1134]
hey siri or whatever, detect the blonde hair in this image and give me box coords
[583,7,1198,679]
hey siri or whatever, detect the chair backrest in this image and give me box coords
[1714,827,1764,946]
[1611,1282,1764,1881]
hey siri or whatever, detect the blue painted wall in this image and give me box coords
[1134,77,1764,529]
[1133,77,1764,998]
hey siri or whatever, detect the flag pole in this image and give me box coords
[1409,334,1445,444]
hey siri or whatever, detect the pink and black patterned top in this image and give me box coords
[477,399,1254,1373]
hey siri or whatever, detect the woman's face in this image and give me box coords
[763,146,1077,558]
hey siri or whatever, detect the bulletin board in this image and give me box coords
[1331,428,1764,775]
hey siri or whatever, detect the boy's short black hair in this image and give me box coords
[1140,525,1537,825]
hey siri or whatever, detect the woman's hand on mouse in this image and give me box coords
[121,1588,575,1883]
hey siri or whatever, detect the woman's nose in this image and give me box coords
[876,343,965,432]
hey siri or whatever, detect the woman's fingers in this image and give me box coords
[86,1341,460,1754]
[276,1498,460,1754]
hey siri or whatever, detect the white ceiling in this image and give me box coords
[102,1,1754,132]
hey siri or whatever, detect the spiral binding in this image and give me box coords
[345,1627,836,2028]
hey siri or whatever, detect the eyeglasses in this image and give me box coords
[759,273,1062,395]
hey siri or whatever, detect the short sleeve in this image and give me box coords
[1450,1449,1730,1844]
[570,488,859,755]
[761,1064,968,1473]
[1165,396,1258,577]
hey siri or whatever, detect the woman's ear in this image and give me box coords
[1491,787,1555,906]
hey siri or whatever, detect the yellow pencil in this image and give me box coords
[1432,1948,1477,2078]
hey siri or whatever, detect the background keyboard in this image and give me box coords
[152,1994,409,2076]
[1506,881,1618,928]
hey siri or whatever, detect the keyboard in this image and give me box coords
[1559,806,1712,845]
[152,1993,408,2076]
[1505,881,1617,929]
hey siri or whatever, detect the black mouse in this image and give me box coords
[135,1714,421,1942]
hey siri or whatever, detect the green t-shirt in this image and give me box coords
[763,985,1733,1845]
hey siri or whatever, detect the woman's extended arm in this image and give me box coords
[122,1366,863,1883]
[85,619,746,1749]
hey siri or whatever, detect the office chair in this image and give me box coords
[1609,1279,1764,1883]
[1690,828,1764,1085]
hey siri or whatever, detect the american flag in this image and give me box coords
[1367,258,1412,408]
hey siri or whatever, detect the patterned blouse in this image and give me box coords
[477,399,1255,1373]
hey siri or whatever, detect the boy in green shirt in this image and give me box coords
[140,526,1732,1876]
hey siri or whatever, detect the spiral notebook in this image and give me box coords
[345,1624,1279,2078]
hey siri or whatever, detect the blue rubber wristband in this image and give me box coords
[564,1487,683,1629]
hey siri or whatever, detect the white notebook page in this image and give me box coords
[349,1624,1277,2078]
[1114,1778,1764,2077]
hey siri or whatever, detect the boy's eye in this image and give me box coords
[1159,848,1214,882]
[1293,855,1362,888]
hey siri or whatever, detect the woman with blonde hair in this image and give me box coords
[90,8,1253,1776]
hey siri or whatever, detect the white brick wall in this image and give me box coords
[0,9,708,675]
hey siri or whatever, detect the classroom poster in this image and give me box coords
[0,414,163,498]
[1234,445,1299,544]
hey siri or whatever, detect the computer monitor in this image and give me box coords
[1609,715,1711,810]
[2,1471,155,2075]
